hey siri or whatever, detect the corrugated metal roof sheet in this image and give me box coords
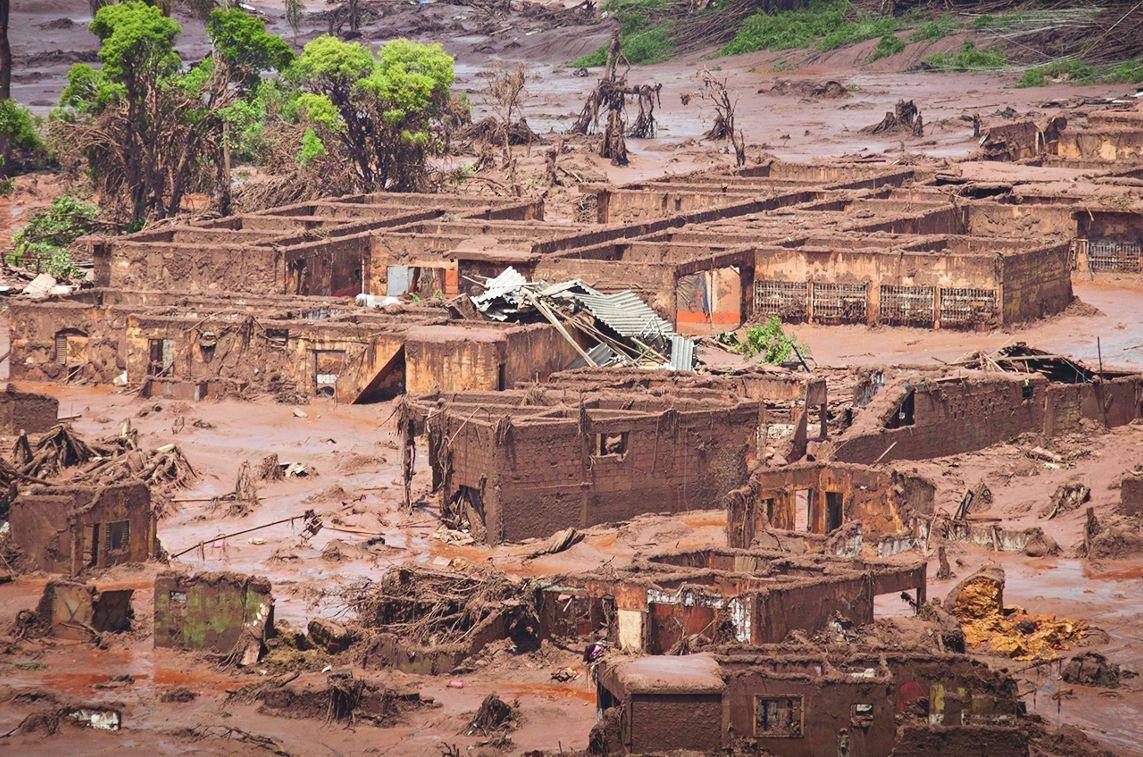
[668,334,695,371]
[571,290,674,343]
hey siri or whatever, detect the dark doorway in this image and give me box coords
[825,491,843,533]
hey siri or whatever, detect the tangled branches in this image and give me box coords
[686,70,745,166]
[569,30,661,165]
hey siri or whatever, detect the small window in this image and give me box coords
[106,520,130,552]
[1021,380,1033,400]
[886,389,915,428]
[594,432,628,458]
[266,329,289,348]
[851,703,874,727]
[55,332,69,365]
[754,696,803,738]
[169,591,187,604]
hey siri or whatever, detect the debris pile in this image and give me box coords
[465,693,519,742]
[1061,651,1122,688]
[944,566,1088,659]
[864,99,924,136]
[470,267,694,370]
[14,424,95,478]
[347,565,540,657]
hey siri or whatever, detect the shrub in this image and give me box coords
[1017,59,1095,88]
[13,195,99,252]
[723,0,849,55]
[730,316,809,365]
[868,33,905,62]
[923,40,1005,71]
[1100,58,1143,84]
[571,23,675,66]
[0,99,47,176]
[909,13,956,42]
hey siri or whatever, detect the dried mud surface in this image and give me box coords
[4,1,1143,753]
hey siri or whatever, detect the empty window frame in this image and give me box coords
[594,432,629,458]
[148,338,174,376]
[886,389,915,428]
[754,696,804,738]
[106,520,130,553]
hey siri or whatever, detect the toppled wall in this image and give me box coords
[0,384,58,434]
[829,372,1143,464]
[153,571,274,658]
[8,483,158,575]
[31,580,133,641]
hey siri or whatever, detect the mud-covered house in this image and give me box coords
[406,387,764,543]
[7,482,158,575]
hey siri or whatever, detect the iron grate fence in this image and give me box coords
[1088,239,1141,273]
[940,287,997,327]
[753,280,808,321]
[811,283,867,324]
[880,285,935,327]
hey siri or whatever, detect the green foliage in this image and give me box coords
[0,101,46,175]
[13,195,99,251]
[1016,59,1095,88]
[89,1,182,84]
[603,0,667,35]
[0,178,13,196]
[868,33,905,62]
[9,196,99,279]
[723,0,849,55]
[909,13,956,42]
[571,0,674,66]
[56,64,124,118]
[294,36,456,190]
[922,40,1005,71]
[731,317,808,364]
[1018,57,1143,87]
[1101,58,1143,84]
[970,11,1030,29]
[296,127,327,166]
[723,0,899,57]
[818,13,898,52]
[207,8,294,87]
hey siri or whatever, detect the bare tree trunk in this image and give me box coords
[219,118,232,215]
[0,0,11,101]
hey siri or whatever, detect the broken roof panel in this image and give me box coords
[570,290,674,342]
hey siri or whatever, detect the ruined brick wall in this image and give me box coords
[0,386,58,434]
[831,377,1048,464]
[153,571,273,652]
[853,206,965,235]
[892,725,1028,756]
[405,328,507,395]
[98,242,283,293]
[125,315,406,398]
[9,483,155,575]
[1043,377,1143,435]
[1057,130,1143,162]
[628,693,723,753]
[999,243,1072,323]
[9,300,123,383]
[966,203,1077,239]
[285,234,371,296]
[459,404,759,543]
[754,575,874,643]
[501,325,580,388]
[722,674,896,754]
[1122,474,1143,517]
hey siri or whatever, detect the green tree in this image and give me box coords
[294,36,455,191]
[51,2,292,223]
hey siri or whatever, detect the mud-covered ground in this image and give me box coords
[3,0,1143,753]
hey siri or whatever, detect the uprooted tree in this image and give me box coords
[50,3,293,224]
[686,70,745,167]
[569,30,661,166]
[293,36,456,192]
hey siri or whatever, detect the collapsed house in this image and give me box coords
[355,549,924,672]
[405,386,763,543]
[592,649,1025,755]
[825,356,1143,465]
[541,548,926,653]
[17,580,134,641]
[153,571,274,664]
[726,461,936,558]
[7,482,158,575]
[0,384,59,435]
[9,290,578,400]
